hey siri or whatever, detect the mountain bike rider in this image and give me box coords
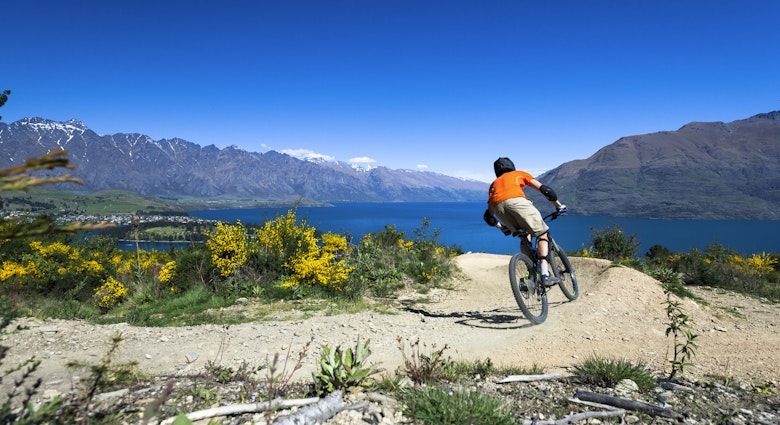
[483,157,567,287]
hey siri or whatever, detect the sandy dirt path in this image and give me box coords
[2,255,778,398]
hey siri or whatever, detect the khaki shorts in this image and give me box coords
[495,197,548,237]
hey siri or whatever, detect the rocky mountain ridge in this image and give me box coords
[2,112,779,219]
[537,111,780,219]
[0,117,486,203]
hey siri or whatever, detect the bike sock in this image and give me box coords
[541,262,549,276]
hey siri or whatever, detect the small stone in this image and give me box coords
[615,379,639,394]
[185,352,199,363]
[94,388,129,401]
[625,415,641,424]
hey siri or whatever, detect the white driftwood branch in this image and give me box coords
[498,373,563,383]
[522,408,626,425]
[519,397,626,425]
[160,396,319,425]
[574,389,676,418]
[273,390,345,425]
[568,397,624,411]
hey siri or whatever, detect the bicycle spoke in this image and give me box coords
[551,241,579,301]
[509,253,548,324]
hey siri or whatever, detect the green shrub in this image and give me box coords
[668,244,780,301]
[400,385,515,425]
[645,265,694,298]
[589,223,640,261]
[348,219,459,295]
[645,244,674,265]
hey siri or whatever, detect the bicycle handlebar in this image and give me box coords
[544,209,567,221]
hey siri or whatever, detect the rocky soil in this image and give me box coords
[2,255,779,424]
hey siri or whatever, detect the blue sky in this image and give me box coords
[3,1,779,183]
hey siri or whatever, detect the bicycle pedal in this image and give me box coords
[541,275,559,287]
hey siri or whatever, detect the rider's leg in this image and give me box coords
[537,232,550,276]
[521,234,533,259]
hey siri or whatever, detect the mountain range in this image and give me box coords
[1,112,779,219]
[0,117,486,203]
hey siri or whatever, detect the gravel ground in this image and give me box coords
[2,255,779,424]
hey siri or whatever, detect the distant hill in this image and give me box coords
[0,118,487,203]
[538,111,780,220]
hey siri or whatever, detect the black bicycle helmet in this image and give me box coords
[493,157,515,177]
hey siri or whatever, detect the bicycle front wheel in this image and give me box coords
[509,253,548,324]
[550,239,579,301]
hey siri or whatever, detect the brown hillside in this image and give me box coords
[540,111,780,219]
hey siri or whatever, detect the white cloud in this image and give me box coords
[348,156,377,165]
[416,164,428,170]
[281,148,335,162]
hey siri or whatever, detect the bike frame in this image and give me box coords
[510,212,559,266]
[505,211,578,324]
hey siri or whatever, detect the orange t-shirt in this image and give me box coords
[488,170,535,210]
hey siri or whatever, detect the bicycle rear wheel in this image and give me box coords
[550,239,579,301]
[509,253,548,324]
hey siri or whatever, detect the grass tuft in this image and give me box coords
[399,385,515,425]
[572,355,656,393]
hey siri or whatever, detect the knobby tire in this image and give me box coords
[509,253,548,324]
[550,239,579,301]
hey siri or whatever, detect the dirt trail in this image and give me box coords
[2,255,778,398]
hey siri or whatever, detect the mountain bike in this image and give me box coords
[500,211,578,324]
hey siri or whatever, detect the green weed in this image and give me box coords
[572,355,656,393]
[399,385,515,425]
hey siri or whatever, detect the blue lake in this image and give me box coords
[187,202,780,255]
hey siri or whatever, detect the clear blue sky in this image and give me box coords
[3,1,778,182]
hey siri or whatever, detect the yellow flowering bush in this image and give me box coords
[0,260,42,284]
[30,240,78,260]
[255,211,354,289]
[206,221,248,277]
[286,232,354,289]
[398,239,414,251]
[158,261,177,283]
[729,252,777,276]
[8,239,112,294]
[93,276,128,310]
[256,211,313,257]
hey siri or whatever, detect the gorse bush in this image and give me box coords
[2,206,461,325]
[666,244,780,300]
[588,226,779,302]
[206,220,248,278]
[254,211,353,292]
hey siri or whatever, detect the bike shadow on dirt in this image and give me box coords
[403,300,571,330]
